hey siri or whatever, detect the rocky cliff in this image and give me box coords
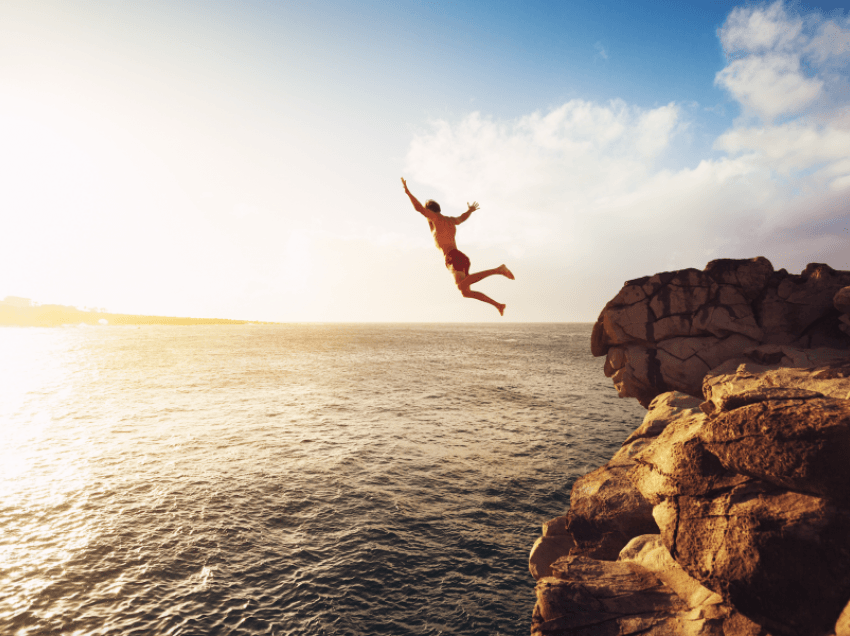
[529,259,850,636]
[591,257,850,407]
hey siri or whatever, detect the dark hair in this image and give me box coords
[424,199,441,213]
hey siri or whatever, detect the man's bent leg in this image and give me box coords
[462,265,514,287]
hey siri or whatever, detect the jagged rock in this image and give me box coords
[628,364,850,635]
[564,458,658,561]
[702,395,850,503]
[593,258,850,406]
[619,535,769,635]
[530,536,770,635]
[559,402,683,561]
[630,407,747,506]
[652,483,850,636]
[622,392,702,446]
[618,535,723,610]
[702,350,850,411]
[530,516,576,580]
[531,555,691,635]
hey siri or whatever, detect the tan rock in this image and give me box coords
[655,347,709,398]
[591,319,609,357]
[608,346,664,406]
[834,599,850,636]
[651,314,693,341]
[653,484,850,636]
[619,534,770,634]
[702,395,850,504]
[530,517,578,580]
[531,548,770,636]
[691,304,763,340]
[630,409,747,506]
[593,259,850,405]
[565,459,658,560]
[604,301,654,343]
[702,350,850,411]
[704,256,773,300]
[530,534,577,581]
[531,556,690,635]
[618,534,722,609]
[610,283,648,307]
[649,283,712,318]
[547,264,850,635]
[622,392,702,446]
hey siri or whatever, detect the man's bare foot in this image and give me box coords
[498,265,515,280]
[497,303,506,316]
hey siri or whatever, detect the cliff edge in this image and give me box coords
[529,258,850,636]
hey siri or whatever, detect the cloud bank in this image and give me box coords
[406,1,850,284]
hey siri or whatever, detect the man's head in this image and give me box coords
[424,200,441,214]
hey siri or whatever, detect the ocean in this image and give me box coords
[0,323,644,636]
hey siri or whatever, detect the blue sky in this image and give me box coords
[1,0,848,321]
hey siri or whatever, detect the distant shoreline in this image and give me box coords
[0,305,277,327]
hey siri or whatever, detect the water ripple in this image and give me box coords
[0,324,643,635]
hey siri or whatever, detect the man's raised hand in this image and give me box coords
[401,177,409,192]
[467,201,480,212]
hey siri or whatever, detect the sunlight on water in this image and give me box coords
[0,324,644,636]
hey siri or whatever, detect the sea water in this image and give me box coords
[0,323,644,636]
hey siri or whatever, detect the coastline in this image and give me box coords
[0,305,278,327]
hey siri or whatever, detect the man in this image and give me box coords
[402,177,514,316]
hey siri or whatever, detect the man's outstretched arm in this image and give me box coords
[454,201,480,225]
[401,177,434,218]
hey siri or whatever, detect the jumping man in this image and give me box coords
[401,177,514,316]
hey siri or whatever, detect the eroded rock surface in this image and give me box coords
[592,258,850,406]
[629,362,850,635]
[530,357,850,635]
[531,535,768,636]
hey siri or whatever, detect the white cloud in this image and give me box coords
[719,1,804,54]
[715,1,850,121]
[715,53,823,120]
[407,99,680,216]
[715,121,850,186]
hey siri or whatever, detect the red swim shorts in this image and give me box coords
[445,249,471,276]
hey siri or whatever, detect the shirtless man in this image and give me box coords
[402,177,514,315]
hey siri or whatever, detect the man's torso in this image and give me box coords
[428,216,457,255]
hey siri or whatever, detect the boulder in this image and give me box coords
[530,516,576,580]
[702,350,850,411]
[564,458,658,561]
[630,407,747,506]
[702,395,850,504]
[652,484,850,636]
[531,555,691,635]
[593,259,850,406]
[530,535,769,635]
[628,364,850,635]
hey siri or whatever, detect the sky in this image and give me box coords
[1,0,848,322]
